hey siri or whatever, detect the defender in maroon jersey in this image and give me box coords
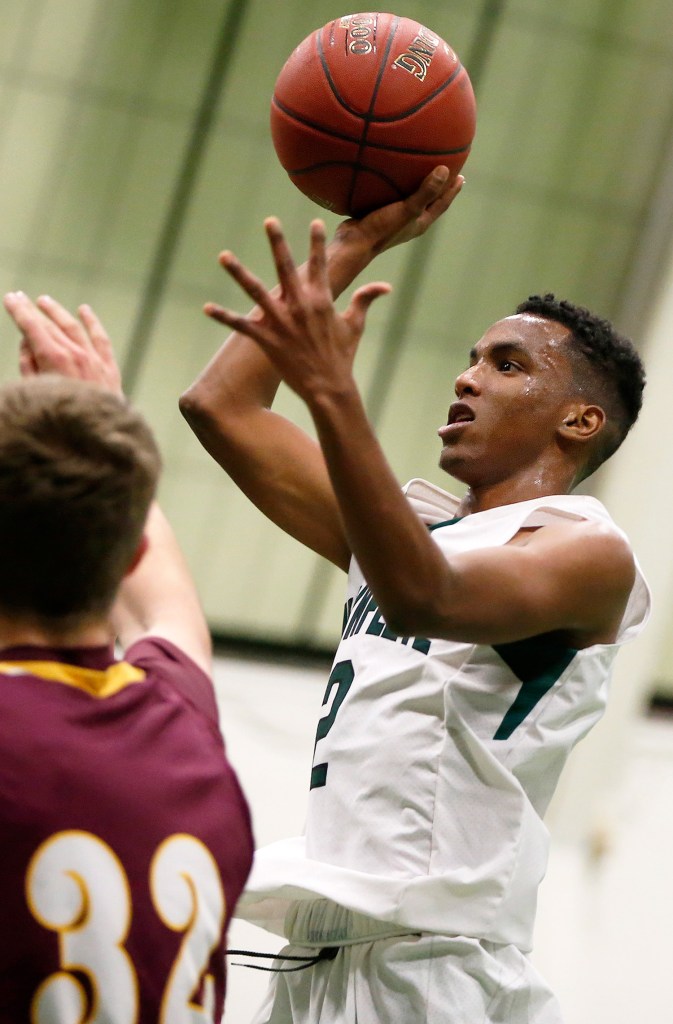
[0,293,254,1022]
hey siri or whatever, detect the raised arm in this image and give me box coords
[2,292,212,674]
[109,501,212,673]
[204,219,636,650]
[179,168,463,572]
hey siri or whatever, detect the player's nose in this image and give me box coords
[454,365,481,398]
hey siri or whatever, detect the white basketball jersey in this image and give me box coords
[239,481,650,952]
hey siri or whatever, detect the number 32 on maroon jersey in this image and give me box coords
[25,829,225,1023]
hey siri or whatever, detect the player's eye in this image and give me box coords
[498,355,525,372]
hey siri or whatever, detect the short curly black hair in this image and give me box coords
[515,293,645,473]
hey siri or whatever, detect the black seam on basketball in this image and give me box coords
[316,24,378,121]
[310,27,466,123]
[364,16,399,119]
[273,104,472,161]
[349,14,400,212]
[272,96,470,154]
[290,162,406,200]
[370,63,466,122]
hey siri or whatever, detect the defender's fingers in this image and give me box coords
[78,304,113,357]
[18,336,39,377]
[36,294,92,349]
[4,292,68,362]
[4,291,44,332]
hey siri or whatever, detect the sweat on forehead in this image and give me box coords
[498,312,572,339]
[470,314,573,360]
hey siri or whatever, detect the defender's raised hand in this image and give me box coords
[206,217,391,402]
[3,291,122,395]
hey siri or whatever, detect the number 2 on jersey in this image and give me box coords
[310,659,354,789]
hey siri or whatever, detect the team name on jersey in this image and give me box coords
[341,584,430,655]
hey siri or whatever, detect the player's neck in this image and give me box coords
[454,461,576,517]
[0,613,113,652]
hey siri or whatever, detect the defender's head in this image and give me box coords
[0,375,161,627]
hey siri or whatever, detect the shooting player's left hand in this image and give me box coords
[205,217,391,403]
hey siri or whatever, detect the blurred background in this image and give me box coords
[2,1,673,1020]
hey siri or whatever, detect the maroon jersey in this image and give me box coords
[0,637,253,1023]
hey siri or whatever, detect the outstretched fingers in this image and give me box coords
[307,219,329,289]
[209,220,328,336]
[78,304,111,354]
[18,336,39,377]
[264,217,303,304]
[343,281,392,337]
[77,304,122,394]
[4,291,70,373]
[215,249,285,325]
[4,291,121,390]
[203,300,271,345]
[36,294,94,351]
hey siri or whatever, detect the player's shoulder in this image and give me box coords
[530,515,636,591]
[535,512,631,550]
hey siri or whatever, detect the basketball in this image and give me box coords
[270,12,476,218]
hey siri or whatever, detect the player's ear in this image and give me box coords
[558,403,606,444]
[124,534,149,577]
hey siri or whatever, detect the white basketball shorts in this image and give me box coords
[249,902,563,1024]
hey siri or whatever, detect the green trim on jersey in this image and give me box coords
[492,636,577,740]
[428,517,463,531]
[427,515,577,740]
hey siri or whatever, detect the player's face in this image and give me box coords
[438,314,576,485]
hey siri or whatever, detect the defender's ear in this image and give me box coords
[558,404,606,443]
[124,534,149,577]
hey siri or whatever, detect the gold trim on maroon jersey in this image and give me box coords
[0,660,146,697]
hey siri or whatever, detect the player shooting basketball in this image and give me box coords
[181,168,650,1024]
[0,292,253,1021]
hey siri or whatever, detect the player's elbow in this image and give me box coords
[179,382,234,448]
[179,382,213,433]
[179,382,264,482]
[376,593,446,641]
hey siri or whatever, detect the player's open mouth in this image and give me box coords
[447,401,475,425]
[448,402,475,424]
[438,402,475,440]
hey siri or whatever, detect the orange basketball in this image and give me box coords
[270,12,476,218]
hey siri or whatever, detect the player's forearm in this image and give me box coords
[308,385,455,636]
[179,234,379,479]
